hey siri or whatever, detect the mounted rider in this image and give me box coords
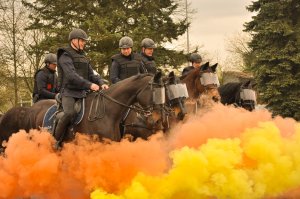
[32,53,58,103]
[53,28,109,147]
[110,36,146,84]
[140,38,157,75]
[182,53,202,76]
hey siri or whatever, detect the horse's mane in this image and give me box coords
[181,67,199,80]
[181,62,215,81]
[181,67,200,83]
[218,82,242,103]
[99,73,154,95]
[114,74,153,85]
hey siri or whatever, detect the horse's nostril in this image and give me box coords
[212,96,219,102]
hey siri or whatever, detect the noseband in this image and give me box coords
[236,87,256,110]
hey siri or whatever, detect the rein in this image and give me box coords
[88,88,152,122]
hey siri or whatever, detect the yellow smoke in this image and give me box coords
[1,104,300,198]
[91,122,300,199]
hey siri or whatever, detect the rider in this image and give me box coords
[32,53,58,103]
[182,53,202,76]
[140,38,157,75]
[54,28,109,145]
[110,36,146,84]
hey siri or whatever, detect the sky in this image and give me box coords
[173,0,254,63]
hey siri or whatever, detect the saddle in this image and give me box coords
[42,99,85,131]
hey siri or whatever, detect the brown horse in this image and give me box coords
[180,62,221,113]
[0,73,164,145]
[123,71,188,140]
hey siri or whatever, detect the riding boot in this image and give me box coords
[53,116,70,148]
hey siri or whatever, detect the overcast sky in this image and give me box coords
[174,0,254,63]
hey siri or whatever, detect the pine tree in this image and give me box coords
[244,0,300,120]
[22,0,188,76]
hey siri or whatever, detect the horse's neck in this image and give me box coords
[221,83,241,104]
[183,73,200,99]
[108,83,142,105]
[91,82,143,117]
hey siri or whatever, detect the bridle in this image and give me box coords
[234,86,256,110]
[122,75,189,133]
[164,76,188,119]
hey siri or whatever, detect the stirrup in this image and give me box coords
[53,141,62,151]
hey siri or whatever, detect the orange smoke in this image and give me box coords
[0,104,299,199]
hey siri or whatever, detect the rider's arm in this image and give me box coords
[139,61,148,73]
[36,71,56,99]
[110,60,121,84]
[59,53,92,90]
[87,64,105,86]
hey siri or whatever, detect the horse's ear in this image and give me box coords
[250,81,257,88]
[211,63,218,72]
[154,71,162,82]
[243,80,251,88]
[201,62,210,71]
[168,71,175,78]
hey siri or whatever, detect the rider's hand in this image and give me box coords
[101,84,109,90]
[90,83,100,91]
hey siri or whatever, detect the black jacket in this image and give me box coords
[33,66,58,101]
[141,53,156,75]
[110,53,146,84]
[57,46,104,98]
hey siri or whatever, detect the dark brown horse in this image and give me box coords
[123,71,188,140]
[180,62,221,113]
[0,73,164,145]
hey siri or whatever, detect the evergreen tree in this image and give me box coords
[244,0,300,120]
[22,0,188,77]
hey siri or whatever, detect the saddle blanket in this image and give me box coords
[42,100,85,131]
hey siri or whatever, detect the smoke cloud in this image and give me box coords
[0,104,299,199]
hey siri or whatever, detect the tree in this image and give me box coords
[22,0,189,77]
[224,32,254,72]
[244,0,300,120]
[0,0,27,106]
[0,0,45,108]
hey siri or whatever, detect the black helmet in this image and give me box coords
[68,28,88,41]
[189,53,202,63]
[141,38,156,48]
[44,53,57,64]
[119,36,133,48]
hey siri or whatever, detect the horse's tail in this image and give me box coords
[0,113,5,150]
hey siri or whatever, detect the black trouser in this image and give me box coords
[53,96,77,142]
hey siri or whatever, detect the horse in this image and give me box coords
[122,71,188,140]
[180,62,221,113]
[218,80,257,111]
[0,73,165,146]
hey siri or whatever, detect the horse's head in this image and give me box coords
[195,62,221,102]
[164,71,188,120]
[135,72,166,130]
[236,80,257,111]
[135,72,164,109]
